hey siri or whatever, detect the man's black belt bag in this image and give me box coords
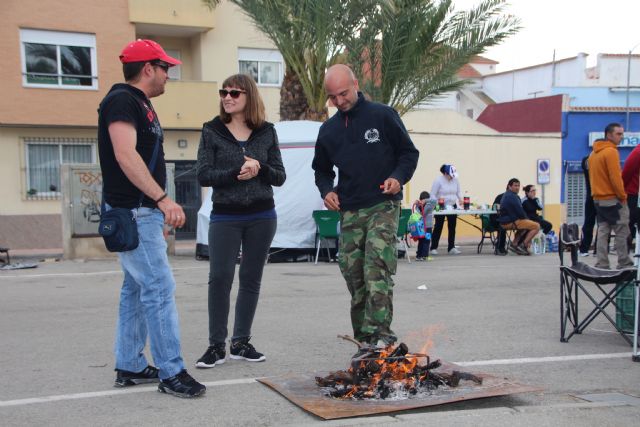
[99,208,139,252]
[98,107,161,252]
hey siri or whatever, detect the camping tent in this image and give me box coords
[196,120,328,259]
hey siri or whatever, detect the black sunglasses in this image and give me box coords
[219,89,246,98]
[151,61,169,72]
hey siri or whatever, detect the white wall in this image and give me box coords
[482,55,587,103]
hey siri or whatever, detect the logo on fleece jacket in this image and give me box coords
[364,128,380,144]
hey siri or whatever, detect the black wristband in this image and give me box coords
[155,193,168,203]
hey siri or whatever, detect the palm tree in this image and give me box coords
[204,0,373,121]
[204,0,519,119]
[346,0,520,116]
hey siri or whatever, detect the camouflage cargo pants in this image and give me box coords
[339,200,400,345]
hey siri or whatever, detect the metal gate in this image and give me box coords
[173,161,201,240]
[564,161,586,226]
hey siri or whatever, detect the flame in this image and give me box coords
[339,344,428,397]
[402,324,444,356]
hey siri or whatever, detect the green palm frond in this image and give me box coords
[347,0,520,115]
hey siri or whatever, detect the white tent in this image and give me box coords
[196,120,327,257]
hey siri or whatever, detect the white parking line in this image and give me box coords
[455,352,631,367]
[0,378,256,408]
[0,352,633,408]
[0,266,207,279]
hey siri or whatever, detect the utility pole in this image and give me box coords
[626,43,640,131]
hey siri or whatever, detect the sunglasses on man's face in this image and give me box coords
[219,89,246,99]
[151,62,169,73]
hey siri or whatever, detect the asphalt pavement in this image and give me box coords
[1,245,639,426]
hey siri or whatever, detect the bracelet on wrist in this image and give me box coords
[155,193,168,203]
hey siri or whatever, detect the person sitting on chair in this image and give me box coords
[497,178,540,255]
[522,184,553,234]
[490,192,507,255]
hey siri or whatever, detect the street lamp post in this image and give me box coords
[626,43,640,131]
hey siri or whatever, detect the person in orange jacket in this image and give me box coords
[588,122,633,269]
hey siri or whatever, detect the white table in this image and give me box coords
[432,208,498,253]
[433,208,496,216]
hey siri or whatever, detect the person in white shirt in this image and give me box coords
[430,164,463,254]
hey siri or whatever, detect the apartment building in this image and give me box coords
[0,0,284,249]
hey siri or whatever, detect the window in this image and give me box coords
[165,49,182,80]
[238,48,283,86]
[20,29,97,89]
[25,138,97,197]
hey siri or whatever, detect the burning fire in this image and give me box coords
[316,340,481,400]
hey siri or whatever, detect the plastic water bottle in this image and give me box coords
[532,237,540,255]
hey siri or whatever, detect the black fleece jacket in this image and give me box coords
[196,117,286,214]
[312,93,419,211]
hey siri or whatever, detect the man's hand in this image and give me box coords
[238,155,260,180]
[324,191,340,211]
[157,197,186,228]
[381,177,401,195]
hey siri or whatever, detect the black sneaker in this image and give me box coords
[230,337,266,362]
[195,344,226,369]
[157,370,206,398]
[114,365,160,387]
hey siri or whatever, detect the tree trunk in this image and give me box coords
[304,107,328,122]
[279,68,309,121]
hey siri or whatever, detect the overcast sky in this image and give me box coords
[454,0,640,71]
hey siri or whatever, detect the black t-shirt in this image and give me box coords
[98,83,166,208]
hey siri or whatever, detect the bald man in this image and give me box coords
[312,64,419,349]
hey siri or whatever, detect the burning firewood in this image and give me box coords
[316,339,482,400]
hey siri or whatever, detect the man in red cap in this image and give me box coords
[98,39,205,398]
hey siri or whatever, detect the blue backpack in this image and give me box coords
[407,211,426,239]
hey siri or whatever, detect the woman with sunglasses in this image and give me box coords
[195,74,286,368]
[522,184,553,234]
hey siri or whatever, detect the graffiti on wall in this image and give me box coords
[71,167,103,237]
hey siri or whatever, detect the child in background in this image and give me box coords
[412,191,437,261]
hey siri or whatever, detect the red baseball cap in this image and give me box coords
[119,39,181,66]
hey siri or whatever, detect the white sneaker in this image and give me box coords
[430,249,438,255]
[448,247,461,255]
[579,252,589,257]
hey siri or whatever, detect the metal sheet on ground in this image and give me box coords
[258,361,542,420]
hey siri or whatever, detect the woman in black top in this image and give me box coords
[195,74,286,368]
[522,184,552,234]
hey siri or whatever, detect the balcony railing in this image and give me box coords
[129,0,215,36]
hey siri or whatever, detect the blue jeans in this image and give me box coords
[112,206,184,380]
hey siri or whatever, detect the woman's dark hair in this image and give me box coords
[419,191,430,200]
[523,184,535,194]
[439,164,447,174]
[219,74,266,129]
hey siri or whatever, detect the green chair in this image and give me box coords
[397,208,412,263]
[312,210,340,264]
[477,214,499,254]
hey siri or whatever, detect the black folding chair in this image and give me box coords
[559,223,638,350]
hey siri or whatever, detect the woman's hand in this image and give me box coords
[238,156,260,180]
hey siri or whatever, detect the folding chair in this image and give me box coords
[312,210,340,265]
[559,223,639,358]
[395,208,412,263]
[477,214,498,254]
